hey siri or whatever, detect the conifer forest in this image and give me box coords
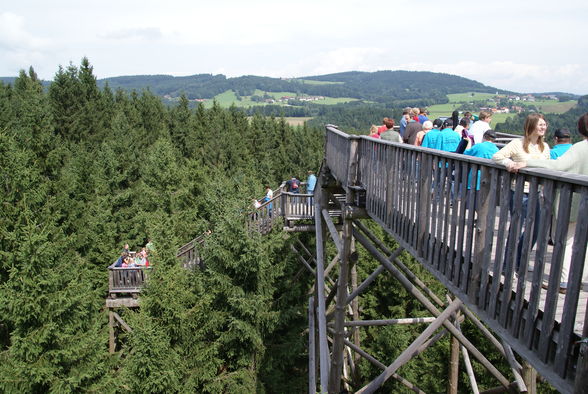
[0,59,556,393]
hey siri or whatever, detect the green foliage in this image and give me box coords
[0,58,322,392]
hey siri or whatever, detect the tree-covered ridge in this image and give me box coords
[94,70,504,104]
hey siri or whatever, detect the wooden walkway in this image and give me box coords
[179,126,587,392]
[322,125,588,393]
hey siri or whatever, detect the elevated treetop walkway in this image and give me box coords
[305,125,587,393]
[108,124,587,392]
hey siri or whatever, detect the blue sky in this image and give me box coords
[1,0,587,94]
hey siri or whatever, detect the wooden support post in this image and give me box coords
[309,297,317,394]
[314,185,330,393]
[521,361,537,394]
[342,318,437,326]
[324,252,340,279]
[461,340,480,394]
[327,205,353,393]
[447,294,460,394]
[322,209,343,255]
[448,328,460,394]
[350,248,361,379]
[109,310,115,354]
[113,312,133,333]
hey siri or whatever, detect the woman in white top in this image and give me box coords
[511,113,588,292]
[493,113,550,168]
[492,113,551,272]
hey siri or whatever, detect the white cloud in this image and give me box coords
[100,27,163,41]
[397,61,588,94]
[0,12,53,76]
[0,12,50,50]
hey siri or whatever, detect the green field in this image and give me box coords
[295,79,344,85]
[204,89,357,108]
[521,100,576,114]
[446,92,497,102]
[284,117,313,126]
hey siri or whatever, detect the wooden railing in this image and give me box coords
[282,192,315,219]
[325,125,588,392]
[176,233,208,269]
[108,266,150,297]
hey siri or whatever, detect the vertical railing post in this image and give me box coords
[417,152,432,258]
[469,165,493,302]
[314,176,330,393]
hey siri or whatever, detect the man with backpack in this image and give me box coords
[286,177,300,193]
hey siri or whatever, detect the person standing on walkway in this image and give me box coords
[470,110,493,144]
[306,171,316,194]
[403,116,423,145]
[493,113,550,271]
[306,170,317,211]
[550,128,573,159]
[511,113,588,292]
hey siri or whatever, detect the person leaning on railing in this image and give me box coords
[510,112,588,292]
[492,113,551,271]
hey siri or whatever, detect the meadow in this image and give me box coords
[427,92,576,128]
[203,89,357,108]
[294,79,344,85]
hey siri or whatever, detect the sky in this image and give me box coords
[1,0,587,94]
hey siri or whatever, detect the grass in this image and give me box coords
[284,117,313,126]
[521,100,576,114]
[295,79,344,85]
[203,90,238,108]
[205,89,357,108]
[315,97,358,104]
[446,92,497,102]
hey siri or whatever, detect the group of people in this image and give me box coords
[252,171,317,209]
[368,108,485,153]
[113,240,154,268]
[368,109,587,292]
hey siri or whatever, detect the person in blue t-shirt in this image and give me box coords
[463,129,499,190]
[550,128,573,159]
[306,171,317,194]
[420,118,443,148]
[421,118,461,152]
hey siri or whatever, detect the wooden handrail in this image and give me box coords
[108,266,151,296]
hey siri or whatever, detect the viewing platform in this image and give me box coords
[303,124,587,393]
[106,265,150,308]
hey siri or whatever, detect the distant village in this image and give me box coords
[476,93,560,114]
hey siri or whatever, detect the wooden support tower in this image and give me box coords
[294,125,588,393]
